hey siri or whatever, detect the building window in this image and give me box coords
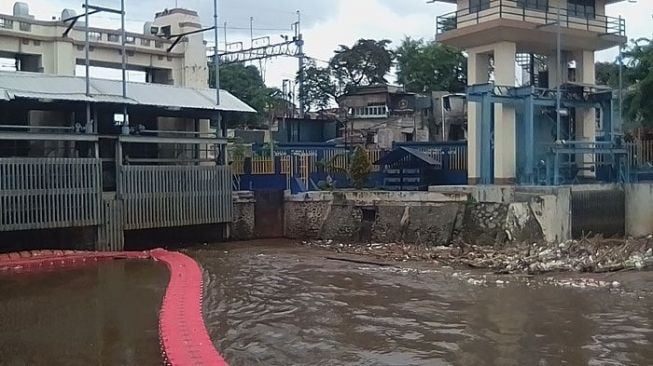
[125,35,136,44]
[0,18,13,29]
[161,26,172,38]
[88,31,102,41]
[141,38,151,46]
[517,0,548,11]
[469,0,490,13]
[350,104,388,118]
[568,0,595,19]
[19,22,31,32]
[107,34,120,42]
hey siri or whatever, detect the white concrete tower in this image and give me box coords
[151,8,209,88]
[434,0,626,184]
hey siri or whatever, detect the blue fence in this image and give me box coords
[231,142,469,193]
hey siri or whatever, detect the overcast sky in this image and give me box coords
[1,0,651,88]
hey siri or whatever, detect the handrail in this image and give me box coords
[436,0,625,36]
[0,131,99,142]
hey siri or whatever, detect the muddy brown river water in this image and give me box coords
[1,241,653,366]
[0,261,167,366]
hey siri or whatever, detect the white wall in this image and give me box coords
[626,183,653,238]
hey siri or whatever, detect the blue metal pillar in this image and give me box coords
[480,92,493,184]
[524,94,535,184]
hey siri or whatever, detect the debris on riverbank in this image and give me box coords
[301,237,653,275]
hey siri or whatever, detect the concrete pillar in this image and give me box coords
[48,41,76,75]
[574,50,596,177]
[182,31,209,88]
[467,51,490,185]
[493,41,517,184]
[574,49,596,140]
[198,119,214,164]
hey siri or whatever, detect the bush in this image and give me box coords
[349,146,372,189]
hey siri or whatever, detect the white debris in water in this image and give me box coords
[467,278,486,286]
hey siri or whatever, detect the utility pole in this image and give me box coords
[213,0,224,165]
[120,0,128,135]
[554,5,562,185]
[296,10,305,117]
[223,22,227,51]
[84,0,91,133]
[250,17,254,49]
[618,15,624,138]
[214,0,220,107]
[64,3,127,133]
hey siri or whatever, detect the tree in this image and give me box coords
[330,39,394,91]
[623,38,653,127]
[297,59,336,112]
[349,146,372,189]
[395,37,467,93]
[209,63,282,128]
[595,61,621,88]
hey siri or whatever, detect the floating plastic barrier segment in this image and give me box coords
[0,249,228,366]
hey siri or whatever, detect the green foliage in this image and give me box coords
[297,59,336,112]
[349,146,372,189]
[623,38,653,127]
[230,142,247,160]
[260,140,277,157]
[317,175,336,191]
[330,39,394,89]
[209,63,283,128]
[595,62,622,88]
[593,39,653,128]
[395,37,467,93]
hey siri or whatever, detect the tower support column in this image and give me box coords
[492,41,517,185]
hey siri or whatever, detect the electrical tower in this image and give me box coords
[211,11,305,116]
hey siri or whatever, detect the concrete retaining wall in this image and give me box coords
[234,183,653,245]
[515,187,572,244]
[626,183,653,238]
[284,190,545,246]
[231,191,256,240]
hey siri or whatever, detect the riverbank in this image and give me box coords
[300,237,653,275]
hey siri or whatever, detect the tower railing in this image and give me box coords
[436,0,625,37]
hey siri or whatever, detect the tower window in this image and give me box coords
[517,0,548,11]
[469,0,490,13]
[567,0,595,19]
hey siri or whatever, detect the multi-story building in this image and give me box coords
[433,0,627,184]
[0,3,208,86]
[338,84,432,149]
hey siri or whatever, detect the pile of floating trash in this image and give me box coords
[302,238,653,274]
[453,239,653,274]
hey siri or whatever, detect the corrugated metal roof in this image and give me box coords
[0,71,256,113]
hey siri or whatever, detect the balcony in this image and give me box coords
[436,0,626,52]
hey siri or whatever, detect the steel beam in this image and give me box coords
[119,135,226,145]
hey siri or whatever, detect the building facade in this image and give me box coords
[338,84,431,149]
[434,0,627,184]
